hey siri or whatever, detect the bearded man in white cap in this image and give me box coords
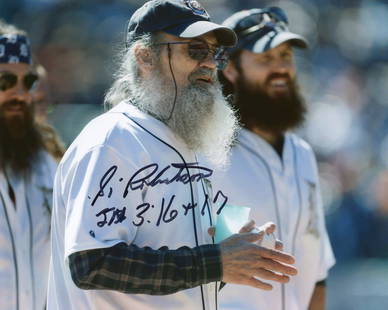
[214,7,336,310]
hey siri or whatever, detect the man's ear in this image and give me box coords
[222,61,239,84]
[135,44,153,75]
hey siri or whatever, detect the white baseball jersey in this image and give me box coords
[47,102,223,310]
[0,151,57,310]
[212,129,335,310]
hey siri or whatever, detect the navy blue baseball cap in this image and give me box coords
[222,7,308,54]
[126,0,237,47]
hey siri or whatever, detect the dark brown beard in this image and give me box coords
[234,73,306,134]
[0,100,44,174]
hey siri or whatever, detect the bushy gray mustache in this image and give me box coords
[188,68,217,83]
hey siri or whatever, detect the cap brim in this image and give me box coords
[250,31,308,53]
[267,32,308,49]
[164,21,237,47]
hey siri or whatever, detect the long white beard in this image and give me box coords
[132,69,239,168]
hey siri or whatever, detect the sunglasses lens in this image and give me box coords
[24,73,39,91]
[188,43,210,61]
[188,42,227,69]
[0,73,17,91]
[238,13,264,32]
[237,8,288,38]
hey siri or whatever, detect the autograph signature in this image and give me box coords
[127,162,213,191]
[95,191,227,228]
[91,163,213,206]
[90,163,227,228]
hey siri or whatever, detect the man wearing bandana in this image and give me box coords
[213,8,336,310]
[0,20,57,310]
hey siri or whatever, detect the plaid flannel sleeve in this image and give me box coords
[68,242,222,295]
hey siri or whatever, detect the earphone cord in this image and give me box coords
[165,43,178,121]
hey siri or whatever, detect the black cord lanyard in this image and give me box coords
[165,44,178,121]
[197,163,218,310]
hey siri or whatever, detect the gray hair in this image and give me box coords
[0,19,27,36]
[104,33,161,109]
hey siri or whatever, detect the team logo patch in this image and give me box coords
[184,0,209,18]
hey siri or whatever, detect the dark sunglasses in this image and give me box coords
[0,71,39,92]
[236,7,289,38]
[156,41,228,70]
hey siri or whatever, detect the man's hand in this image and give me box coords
[217,221,297,290]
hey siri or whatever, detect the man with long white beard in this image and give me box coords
[47,1,299,310]
[214,7,336,310]
[0,20,58,310]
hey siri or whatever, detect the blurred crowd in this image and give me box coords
[2,0,388,308]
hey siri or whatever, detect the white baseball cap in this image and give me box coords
[222,7,308,54]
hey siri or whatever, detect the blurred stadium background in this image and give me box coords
[2,0,388,309]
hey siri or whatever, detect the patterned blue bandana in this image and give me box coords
[0,34,32,64]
